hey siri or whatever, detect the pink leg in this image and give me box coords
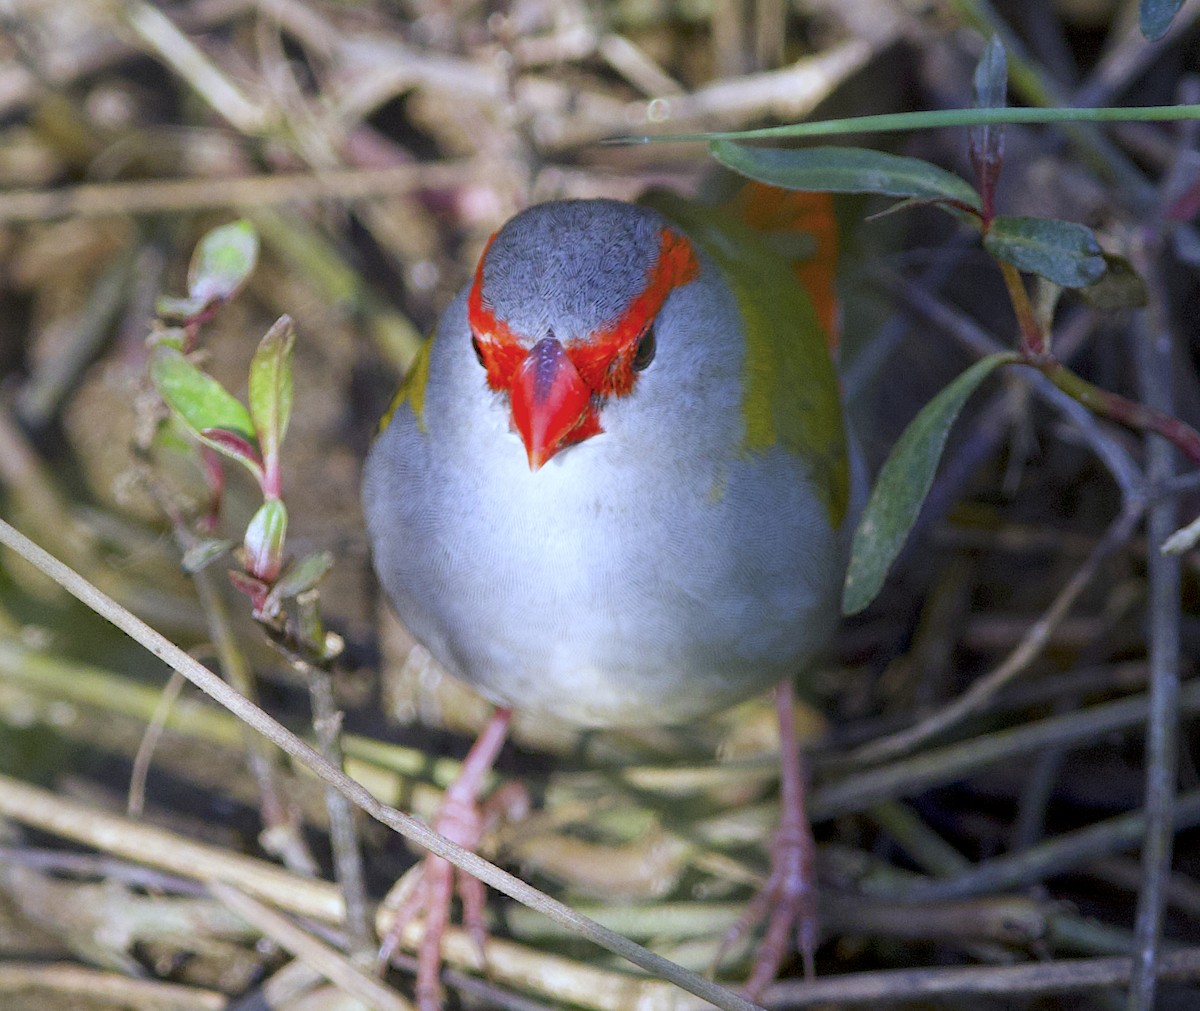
[716,679,819,997]
[379,706,514,1011]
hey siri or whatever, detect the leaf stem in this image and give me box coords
[262,451,282,500]
[627,104,1200,144]
[997,261,1045,357]
[992,253,1200,468]
[1040,362,1200,467]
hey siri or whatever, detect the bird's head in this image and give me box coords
[466,201,700,469]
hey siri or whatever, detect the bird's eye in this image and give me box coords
[471,334,485,366]
[632,326,656,371]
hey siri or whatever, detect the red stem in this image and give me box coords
[993,250,1200,468]
[1043,361,1200,467]
[262,448,282,500]
[998,260,1046,358]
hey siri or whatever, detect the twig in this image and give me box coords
[1127,237,1183,1011]
[0,516,762,1011]
[0,161,478,222]
[0,635,469,801]
[597,35,685,98]
[853,503,1143,763]
[763,947,1200,1007]
[122,0,272,133]
[140,472,319,876]
[868,801,969,875]
[302,659,373,958]
[897,789,1200,904]
[999,251,1200,466]
[0,776,734,1011]
[875,268,1146,498]
[997,261,1045,356]
[331,33,882,149]
[210,882,411,1011]
[814,680,1200,819]
[0,773,345,921]
[1043,359,1200,467]
[1091,857,1200,922]
[0,963,225,1011]
[127,669,185,817]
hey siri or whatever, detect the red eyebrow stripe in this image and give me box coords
[467,224,700,397]
[568,227,699,396]
[467,232,527,390]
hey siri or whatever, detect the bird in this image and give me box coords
[363,184,857,1008]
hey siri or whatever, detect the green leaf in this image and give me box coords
[188,219,259,306]
[181,538,234,573]
[151,347,261,478]
[970,36,1007,210]
[1078,253,1148,309]
[972,36,1008,113]
[248,316,296,487]
[1140,0,1185,39]
[983,216,1106,288]
[243,498,288,583]
[264,550,334,615]
[843,352,1019,615]
[148,325,188,351]
[156,294,210,321]
[710,142,983,212]
[199,427,262,470]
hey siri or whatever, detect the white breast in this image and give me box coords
[363,263,849,727]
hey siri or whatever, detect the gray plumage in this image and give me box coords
[363,199,853,727]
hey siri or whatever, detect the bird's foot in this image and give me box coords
[377,708,520,1011]
[714,680,818,999]
[715,810,818,998]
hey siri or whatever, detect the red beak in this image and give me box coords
[508,336,595,470]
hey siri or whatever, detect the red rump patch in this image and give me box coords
[731,183,840,351]
[467,224,699,466]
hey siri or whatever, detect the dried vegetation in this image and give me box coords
[0,0,1199,1009]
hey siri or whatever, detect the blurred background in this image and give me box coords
[0,1,1198,1008]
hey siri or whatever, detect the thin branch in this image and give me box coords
[0,516,762,1011]
[140,471,319,876]
[853,503,1143,763]
[210,883,410,1011]
[303,661,373,959]
[814,681,1200,820]
[128,669,186,817]
[874,268,1146,498]
[122,0,272,133]
[1044,359,1200,467]
[997,261,1045,356]
[898,789,1200,904]
[0,963,226,1010]
[1127,239,1184,1011]
[0,162,478,223]
[764,947,1200,1007]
